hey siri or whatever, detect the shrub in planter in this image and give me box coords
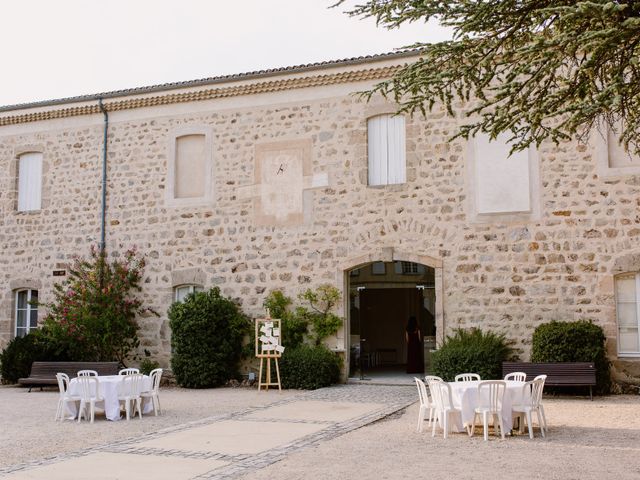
[169,287,249,388]
[531,320,611,394]
[0,331,68,384]
[431,328,512,381]
[280,344,341,390]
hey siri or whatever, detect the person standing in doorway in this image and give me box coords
[405,315,424,373]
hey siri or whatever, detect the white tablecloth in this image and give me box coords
[66,375,153,421]
[448,380,526,432]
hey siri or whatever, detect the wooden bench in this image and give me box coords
[502,362,597,400]
[18,361,119,391]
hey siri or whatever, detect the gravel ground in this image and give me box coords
[0,384,298,469]
[2,384,640,480]
[239,394,640,480]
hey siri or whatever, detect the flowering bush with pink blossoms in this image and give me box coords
[42,246,156,365]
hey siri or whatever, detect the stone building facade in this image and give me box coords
[1,51,639,384]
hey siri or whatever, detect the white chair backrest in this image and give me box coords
[504,371,527,382]
[120,373,143,397]
[56,372,70,394]
[522,377,546,407]
[119,368,140,376]
[455,373,481,382]
[77,370,98,377]
[414,377,429,407]
[77,376,99,401]
[149,368,163,393]
[430,379,455,410]
[478,380,506,411]
[425,375,443,384]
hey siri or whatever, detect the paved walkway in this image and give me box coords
[0,385,416,480]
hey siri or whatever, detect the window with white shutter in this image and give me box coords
[17,152,42,212]
[15,289,38,338]
[367,114,406,186]
[615,273,640,356]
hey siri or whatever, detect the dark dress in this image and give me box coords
[406,328,424,373]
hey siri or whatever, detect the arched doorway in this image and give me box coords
[340,249,443,382]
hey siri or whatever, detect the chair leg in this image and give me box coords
[526,411,534,439]
[156,395,161,415]
[469,412,476,437]
[77,400,85,423]
[55,399,62,421]
[90,401,95,424]
[417,406,425,432]
[497,413,505,440]
[536,409,545,438]
[443,412,448,439]
[125,399,131,421]
[137,398,143,419]
[539,404,548,432]
[483,412,489,441]
[431,411,438,437]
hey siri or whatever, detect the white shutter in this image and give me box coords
[368,116,387,185]
[18,152,42,211]
[387,115,406,184]
[368,115,406,186]
[616,273,640,353]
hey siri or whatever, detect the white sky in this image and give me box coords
[0,0,451,107]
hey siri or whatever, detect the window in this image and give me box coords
[15,289,38,337]
[166,128,213,206]
[17,152,42,211]
[367,114,406,186]
[401,261,424,275]
[615,273,640,355]
[371,262,386,275]
[174,284,203,302]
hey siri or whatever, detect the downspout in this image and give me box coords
[98,98,108,253]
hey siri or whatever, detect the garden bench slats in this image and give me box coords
[18,361,119,391]
[502,362,596,400]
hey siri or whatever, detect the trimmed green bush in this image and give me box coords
[531,320,611,394]
[0,331,68,384]
[280,344,341,389]
[431,328,512,381]
[169,287,249,388]
[139,357,160,376]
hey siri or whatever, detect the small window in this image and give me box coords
[15,289,38,337]
[174,284,204,302]
[371,262,386,275]
[615,273,640,355]
[401,262,424,275]
[367,114,406,186]
[17,152,43,212]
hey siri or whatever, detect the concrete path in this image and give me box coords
[0,385,415,480]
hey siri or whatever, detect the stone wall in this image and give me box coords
[1,59,639,382]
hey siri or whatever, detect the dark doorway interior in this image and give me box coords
[348,261,436,380]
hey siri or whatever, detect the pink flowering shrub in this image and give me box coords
[42,246,155,364]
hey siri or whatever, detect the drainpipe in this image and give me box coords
[98,98,109,253]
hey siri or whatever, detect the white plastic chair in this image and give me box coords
[140,368,163,416]
[118,368,140,375]
[55,373,81,421]
[414,378,434,432]
[424,375,443,383]
[471,380,506,441]
[504,372,527,382]
[455,373,481,382]
[77,370,98,377]
[77,376,104,423]
[117,373,143,420]
[513,376,547,438]
[429,379,464,439]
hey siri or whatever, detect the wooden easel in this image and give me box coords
[255,317,283,392]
